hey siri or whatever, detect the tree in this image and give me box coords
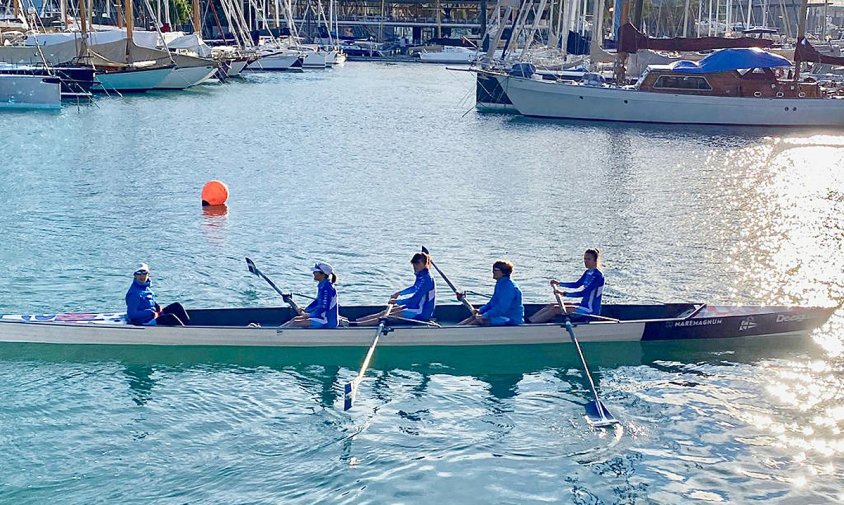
[170,0,192,25]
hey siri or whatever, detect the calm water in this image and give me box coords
[0,63,842,503]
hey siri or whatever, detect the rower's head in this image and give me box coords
[312,262,337,283]
[492,260,513,280]
[133,263,150,282]
[584,249,600,269]
[410,252,431,272]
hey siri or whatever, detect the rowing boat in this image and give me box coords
[0,303,835,348]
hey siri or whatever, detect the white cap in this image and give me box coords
[134,263,150,275]
[312,262,333,275]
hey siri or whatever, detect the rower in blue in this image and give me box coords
[528,248,604,323]
[459,260,524,326]
[355,252,437,325]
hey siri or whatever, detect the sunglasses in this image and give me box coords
[134,271,149,276]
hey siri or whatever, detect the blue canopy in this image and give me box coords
[669,48,792,74]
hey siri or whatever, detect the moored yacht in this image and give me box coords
[503,48,844,126]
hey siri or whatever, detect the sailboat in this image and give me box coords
[498,0,844,126]
[85,0,175,92]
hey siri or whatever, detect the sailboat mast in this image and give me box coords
[794,0,808,80]
[126,0,134,62]
[193,0,201,34]
[613,0,629,84]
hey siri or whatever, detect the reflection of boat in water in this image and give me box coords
[0,303,835,352]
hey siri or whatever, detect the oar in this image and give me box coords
[421,246,477,316]
[344,299,395,411]
[553,289,619,428]
[245,257,304,315]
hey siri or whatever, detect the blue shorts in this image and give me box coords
[309,318,329,329]
[486,315,515,326]
[400,308,427,321]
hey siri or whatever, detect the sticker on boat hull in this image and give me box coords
[0,312,127,324]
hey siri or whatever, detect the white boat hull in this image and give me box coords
[504,75,844,126]
[225,59,249,77]
[154,65,217,89]
[327,50,346,65]
[0,304,832,348]
[301,51,327,68]
[246,53,302,71]
[93,67,173,92]
[0,74,61,109]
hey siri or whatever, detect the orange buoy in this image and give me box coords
[201,180,229,207]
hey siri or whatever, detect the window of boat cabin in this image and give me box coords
[653,75,712,90]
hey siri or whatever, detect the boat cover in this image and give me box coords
[794,37,844,66]
[617,22,773,53]
[668,48,791,74]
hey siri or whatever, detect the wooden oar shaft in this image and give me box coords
[429,259,476,314]
[554,290,605,414]
[245,258,303,314]
[421,247,477,315]
[345,300,395,410]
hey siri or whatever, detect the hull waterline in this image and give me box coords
[504,75,844,126]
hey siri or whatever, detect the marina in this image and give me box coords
[0,0,843,501]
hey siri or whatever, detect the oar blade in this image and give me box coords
[245,257,259,276]
[584,400,619,428]
[343,381,353,411]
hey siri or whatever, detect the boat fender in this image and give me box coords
[753,91,762,97]
[776,92,784,98]
[798,92,806,98]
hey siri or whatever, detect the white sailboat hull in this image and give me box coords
[154,65,217,89]
[225,59,249,77]
[504,75,844,127]
[93,67,173,92]
[0,74,61,109]
[246,53,301,71]
[420,47,480,64]
[300,51,327,68]
[327,50,346,65]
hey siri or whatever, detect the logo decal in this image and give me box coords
[776,313,811,323]
[739,316,757,331]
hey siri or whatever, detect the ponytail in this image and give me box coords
[411,252,431,268]
[330,273,337,284]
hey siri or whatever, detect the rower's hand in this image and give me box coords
[456,292,465,301]
[297,308,306,317]
[391,291,400,299]
[555,289,566,297]
[550,279,560,287]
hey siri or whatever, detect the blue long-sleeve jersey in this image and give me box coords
[125,278,157,325]
[396,268,436,320]
[306,279,339,328]
[559,268,604,314]
[479,276,524,324]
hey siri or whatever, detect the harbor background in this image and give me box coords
[0,63,842,503]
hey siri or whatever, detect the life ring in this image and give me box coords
[754,91,762,97]
[798,92,806,98]
[776,92,784,98]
